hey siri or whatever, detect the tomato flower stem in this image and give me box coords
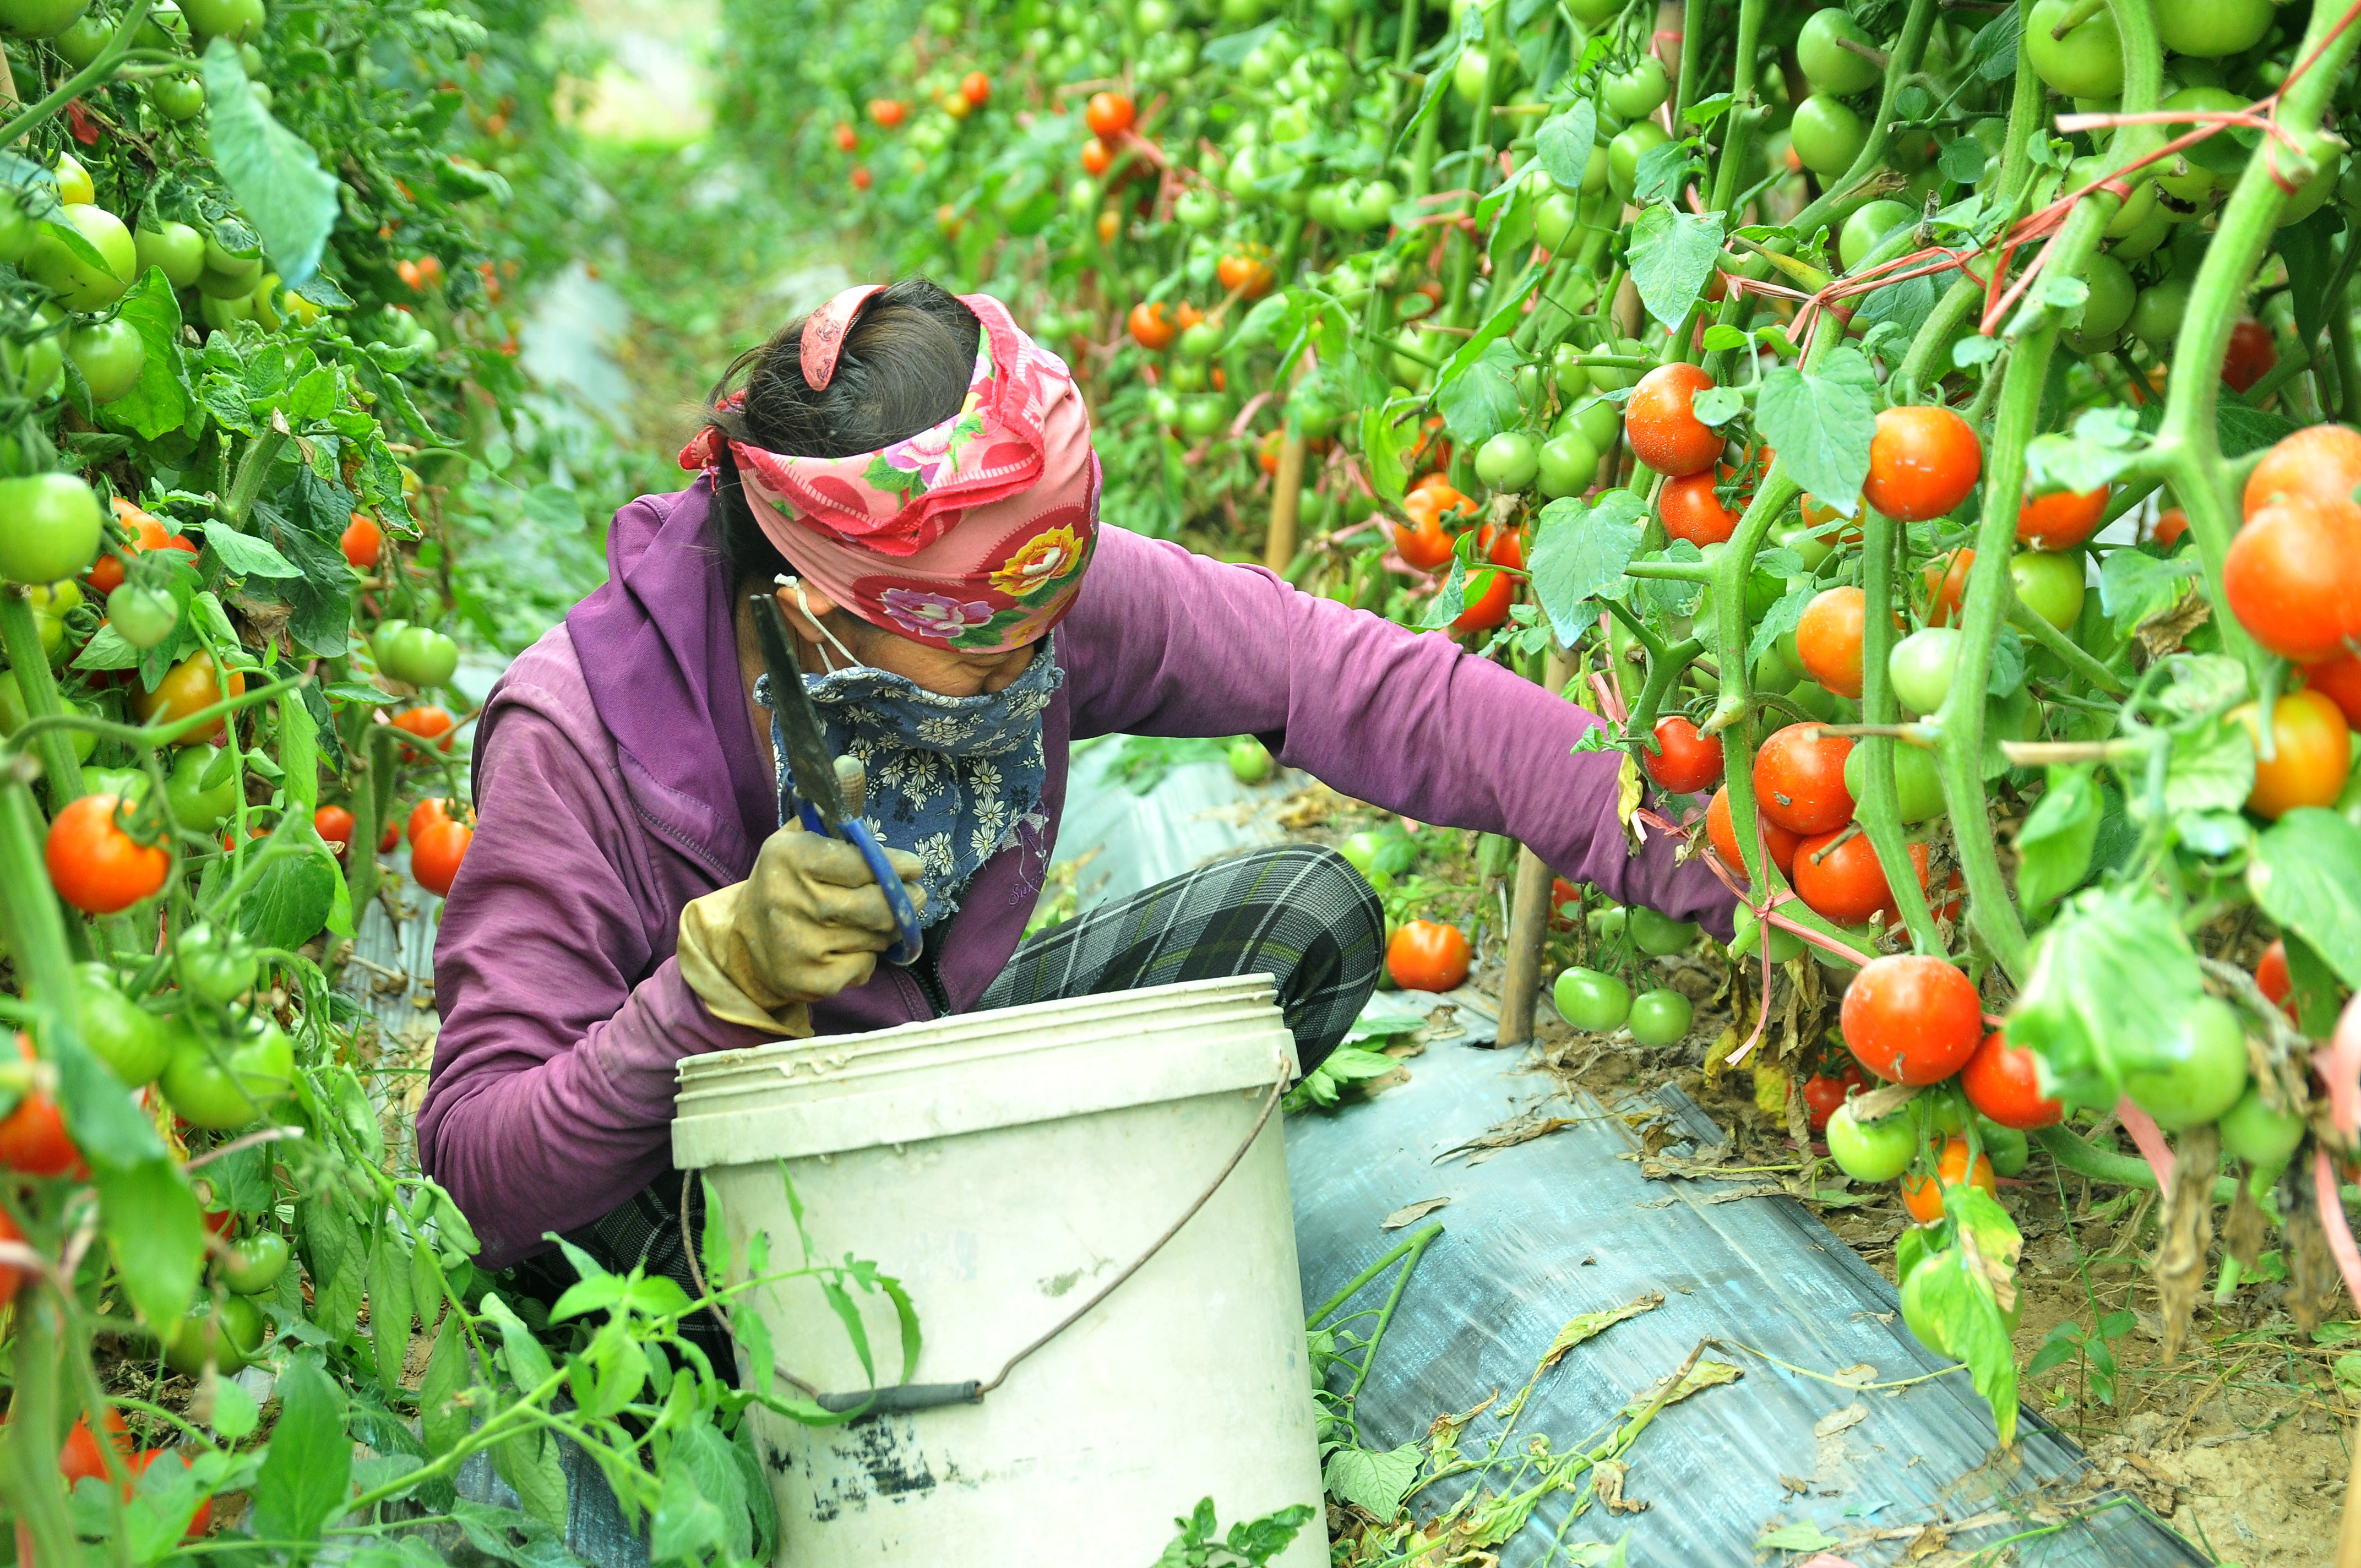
[0,586,86,805]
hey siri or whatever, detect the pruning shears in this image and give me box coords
[748,594,924,967]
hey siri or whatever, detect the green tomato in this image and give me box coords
[1977,1118,2031,1178]
[106,582,179,649]
[0,190,35,265]
[1147,389,1182,426]
[1451,46,1490,105]
[165,744,240,829]
[159,1016,295,1131]
[0,0,88,37]
[1602,57,1668,119]
[26,204,137,311]
[1537,431,1602,499]
[1,305,63,401]
[1227,736,1273,783]
[385,625,460,688]
[1340,828,1416,879]
[2157,0,2272,57]
[1729,912,1807,963]
[1176,323,1223,361]
[51,10,107,62]
[2217,1084,2304,1171]
[68,317,145,403]
[2064,155,2156,241]
[1899,1251,1953,1355]
[2123,995,2248,1131]
[1178,395,1230,440]
[2026,0,2123,99]
[2068,249,2136,341]
[1549,341,1590,398]
[1608,121,1670,203]
[1843,738,1947,823]
[1174,188,1222,229]
[178,922,255,1008]
[1628,988,1693,1046]
[1788,95,1867,179]
[219,1229,290,1294]
[2009,548,2086,630]
[1827,1101,1918,1182]
[1838,199,1915,273]
[1796,7,1883,96]
[2276,132,2341,228]
[162,1302,246,1377]
[2154,88,2243,206]
[0,471,101,584]
[2129,277,2190,350]
[1566,393,1621,450]
[1475,431,1540,495]
[1774,519,1835,573]
[1165,356,1206,394]
[216,1289,267,1355]
[200,231,263,290]
[1553,966,1631,1032]
[76,963,170,1086]
[199,290,257,331]
[1917,1082,1970,1137]
[182,0,267,42]
[2107,195,2174,259]
[1628,906,1698,956]
[148,74,206,122]
[1534,190,1584,254]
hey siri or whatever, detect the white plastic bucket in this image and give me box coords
[670,975,1328,1567]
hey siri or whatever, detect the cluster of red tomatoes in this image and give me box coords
[1386,472,1523,634]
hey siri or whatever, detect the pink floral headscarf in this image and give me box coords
[679,289,1100,653]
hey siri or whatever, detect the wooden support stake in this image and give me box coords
[1495,646,1578,1045]
[1265,430,1308,573]
[2338,1412,2361,1568]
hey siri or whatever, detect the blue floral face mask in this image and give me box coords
[756,630,1063,927]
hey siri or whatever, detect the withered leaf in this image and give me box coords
[1538,1291,1665,1372]
[2153,1124,2220,1361]
[1813,1402,1870,1439]
[1620,1357,1742,1417]
[1593,1459,1650,1514]
[1382,1196,1453,1230]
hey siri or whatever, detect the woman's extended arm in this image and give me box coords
[418,658,770,1271]
[1059,527,1733,935]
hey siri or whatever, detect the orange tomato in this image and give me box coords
[412,820,472,899]
[1901,1138,1996,1224]
[1127,300,1176,351]
[1387,919,1471,992]
[2302,652,2361,727]
[960,71,992,109]
[44,794,170,914]
[1863,405,1981,522]
[0,1038,84,1178]
[1216,253,1276,298]
[390,705,456,759]
[2244,424,2361,519]
[1796,585,1867,698]
[2016,486,2108,550]
[1084,91,1135,138]
[1449,568,1515,633]
[1095,209,1120,246]
[341,511,383,570]
[1080,136,1113,177]
[2234,689,2352,819]
[1922,547,1974,627]
[2150,507,2188,547]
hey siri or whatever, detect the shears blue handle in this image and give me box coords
[795,796,924,967]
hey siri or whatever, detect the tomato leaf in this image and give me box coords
[1323,1442,1423,1519]
[367,1227,417,1397]
[1434,339,1524,445]
[418,1310,475,1459]
[233,827,338,951]
[1754,346,1875,513]
[1745,583,1813,666]
[1420,558,1468,628]
[2158,717,2255,818]
[201,521,302,580]
[2015,764,2100,908]
[493,1428,569,1530]
[251,1355,352,1542]
[2008,886,2205,1107]
[651,1420,746,1561]
[1625,205,1724,330]
[1361,402,1411,506]
[95,266,193,440]
[2249,809,2361,990]
[1528,491,1646,642]
[1630,139,1702,206]
[1911,1246,2019,1445]
[2097,547,2197,629]
[201,41,341,288]
[1534,102,1597,190]
[97,1156,205,1331]
[1853,274,1937,341]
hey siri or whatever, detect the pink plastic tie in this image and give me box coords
[799,284,888,390]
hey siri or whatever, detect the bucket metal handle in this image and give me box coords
[686,1052,1294,1417]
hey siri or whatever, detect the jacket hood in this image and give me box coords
[563,478,776,879]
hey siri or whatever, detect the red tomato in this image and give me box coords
[313,805,355,854]
[2222,317,2275,392]
[89,499,197,594]
[1642,715,1724,794]
[1081,137,1113,177]
[1478,522,1524,569]
[2222,495,2361,661]
[1961,1030,2062,1130]
[0,1043,84,1179]
[340,511,383,570]
[1802,1073,1849,1132]
[1658,468,1741,546]
[1705,785,1802,881]
[2244,424,2361,519]
[1796,586,1867,698]
[850,166,872,192]
[406,797,469,847]
[2256,937,2297,1022]
[58,1409,132,1486]
[1922,547,1974,627]
[2151,507,2188,547]
[1084,91,1135,138]
[831,121,857,152]
[378,820,401,853]
[2234,689,2352,819]
[960,71,991,109]
[412,820,472,899]
[1902,1138,1996,1223]
[127,1450,211,1539]
[1793,830,1925,926]
[1394,513,1456,571]
[390,705,456,759]
[1841,953,1983,1085]
[1449,568,1514,633]
[2302,652,2361,727]
[867,97,906,128]
[1388,919,1471,992]
[0,1206,19,1309]
[1863,405,1981,521]
[1127,300,1174,350]
[45,794,170,914]
[1216,252,1276,298]
[1625,363,1722,476]
[2016,486,2107,550]
[1753,726,1856,835]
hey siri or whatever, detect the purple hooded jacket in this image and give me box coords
[420,478,1732,1268]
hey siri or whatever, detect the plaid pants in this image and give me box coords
[519,844,1383,1374]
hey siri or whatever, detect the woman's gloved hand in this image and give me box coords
[677,819,927,1035]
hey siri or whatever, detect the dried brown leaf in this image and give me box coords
[1538,1292,1664,1371]
[1435,1110,1578,1164]
[2135,590,2211,663]
[1620,1357,1742,1417]
[1813,1402,1869,1439]
[1593,1459,1650,1514]
[2285,1164,2341,1333]
[1848,1081,1921,1123]
[2153,1124,2220,1362]
[2223,1176,2266,1271]
[1382,1196,1453,1230]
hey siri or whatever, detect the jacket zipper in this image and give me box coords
[907,947,949,1019]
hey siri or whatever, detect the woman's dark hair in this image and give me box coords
[704,279,980,586]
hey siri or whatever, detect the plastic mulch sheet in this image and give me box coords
[1284,1035,2211,1567]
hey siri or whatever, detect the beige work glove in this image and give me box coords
[677,814,928,1036]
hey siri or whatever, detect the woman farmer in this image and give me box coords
[420,280,1729,1353]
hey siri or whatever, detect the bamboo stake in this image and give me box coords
[1495,646,1576,1044]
